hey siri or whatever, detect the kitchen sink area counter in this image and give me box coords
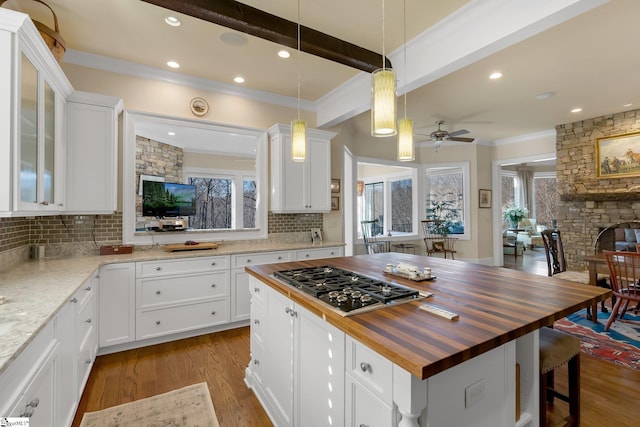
[0,240,344,375]
[244,253,609,427]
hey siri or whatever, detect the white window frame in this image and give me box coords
[184,167,257,230]
[422,161,471,241]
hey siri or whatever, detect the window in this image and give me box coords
[424,163,470,238]
[186,168,256,230]
[533,173,557,229]
[357,162,416,238]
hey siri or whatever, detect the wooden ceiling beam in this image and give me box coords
[140,0,391,72]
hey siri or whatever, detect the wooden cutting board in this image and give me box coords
[162,242,219,252]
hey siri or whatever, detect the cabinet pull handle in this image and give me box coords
[247,259,252,263]
[360,362,371,373]
[278,256,282,260]
[156,321,161,325]
[254,319,260,325]
[155,266,162,271]
[85,286,92,291]
[285,307,291,314]
[86,359,92,364]
[254,359,260,365]
[21,397,40,416]
[359,424,369,427]
[330,252,335,255]
[211,262,216,266]
[85,318,92,324]
[254,287,260,293]
[306,254,310,257]
[211,284,216,288]
[211,311,216,316]
[40,201,49,206]
[70,297,78,303]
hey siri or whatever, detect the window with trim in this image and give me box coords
[424,163,470,238]
[533,172,557,229]
[357,163,415,237]
[185,168,256,230]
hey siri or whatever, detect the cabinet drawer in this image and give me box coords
[137,271,229,309]
[77,331,96,392]
[76,291,97,345]
[346,337,393,403]
[231,251,291,268]
[249,338,265,387]
[136,299,230,340]
[345,374,394,427]
[137,256,228,277]
[74,278,96,308]
[251,298,266,346]
[9,349,56,424]
[294,246,343,260]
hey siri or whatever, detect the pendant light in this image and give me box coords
[397,0,414,161]
[291,0,306,162]
[371,0,397,137]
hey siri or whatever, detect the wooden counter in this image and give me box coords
[246,252,609,380]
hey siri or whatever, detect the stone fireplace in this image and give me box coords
[556,109,640,269]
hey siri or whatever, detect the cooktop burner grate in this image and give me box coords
[273,266,420,314]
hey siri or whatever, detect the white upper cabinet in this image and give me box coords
[66,92,123,213]
[269,124,336,213]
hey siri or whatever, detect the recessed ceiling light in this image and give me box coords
[168,131,176,136]
[278,50,291,59]
[234,76,245,83]
[535,92,555,100]
[165,16,181,27]
[489,71,503,80]
[220,32,248,47]
[167,61,180,69]
[571,107,583,113]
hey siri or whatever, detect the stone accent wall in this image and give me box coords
[556,109,640,269]
[135,136,184,216]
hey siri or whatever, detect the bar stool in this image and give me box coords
[539,327,580,427]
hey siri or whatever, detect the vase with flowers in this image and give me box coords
[503,205,528,229]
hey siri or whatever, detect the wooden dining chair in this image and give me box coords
[421,220,457,259]
[602,250,640,331]
[360,220,389,254]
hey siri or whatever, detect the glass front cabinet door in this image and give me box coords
[17,51,64,212]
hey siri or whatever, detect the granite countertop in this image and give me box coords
[0,241,344,375]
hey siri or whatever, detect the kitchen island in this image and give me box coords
[244,253,609,427]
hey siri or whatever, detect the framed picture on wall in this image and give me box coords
[331,196,340,210]
[331,178,341,193]
[596,132,640,178]
[479,189,491,208]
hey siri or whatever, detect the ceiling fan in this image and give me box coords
[416,121,475,147]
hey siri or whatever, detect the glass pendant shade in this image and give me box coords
[291,119,307,162]
[371,68,397,137]
[397,118,414,161]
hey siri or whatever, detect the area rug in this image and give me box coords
[79,382,220,427]
[553,307,640,370]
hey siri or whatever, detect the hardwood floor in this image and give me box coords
[72,251,640,426]
[71,327,272,427]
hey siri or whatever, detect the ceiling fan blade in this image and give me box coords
[448,137,475,143]
[447,129,469,137]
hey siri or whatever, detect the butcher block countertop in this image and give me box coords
[245,252,610,380]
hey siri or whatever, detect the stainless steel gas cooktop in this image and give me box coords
[273,265,420,316]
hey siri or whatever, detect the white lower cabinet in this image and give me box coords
[345,375,394,427]
[231,251,290,322]
[247,277,345,427]
[99,262,136,348]
[9,349,56,424]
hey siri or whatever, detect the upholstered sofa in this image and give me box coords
[595,222,640,252]
[516,218,544,249]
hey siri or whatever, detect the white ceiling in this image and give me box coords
[4,0,639,146]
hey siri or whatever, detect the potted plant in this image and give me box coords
[503,205,528,229]
[425,194,463,237]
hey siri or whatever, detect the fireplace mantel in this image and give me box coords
[561,192,640,202]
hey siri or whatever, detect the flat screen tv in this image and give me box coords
[142,181,196,217]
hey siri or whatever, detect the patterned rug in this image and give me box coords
[79,382,219,427]
[554,306,640,370]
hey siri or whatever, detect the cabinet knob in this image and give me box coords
[211,311,216,316]
[211,283,216,288]
[278,256,282,260]
[70,297,78,303]
[247,259,252,263]
[156,290,161,295]
[360,362,371,373]
[254,287,260,293]
[85,318,92,324]
[156,321,161,325]
[58,203,64,207]
[40,201,49,206]
[254,359,260,365]
[86,359,92,364]
[330,252,335,255]
[85,286,92,291]
[155,266,162,271]
[285,307,291,314]
[359,424,369,427]
[305,254,310,257]
[254,319,260,325]
[211,262,216,266]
